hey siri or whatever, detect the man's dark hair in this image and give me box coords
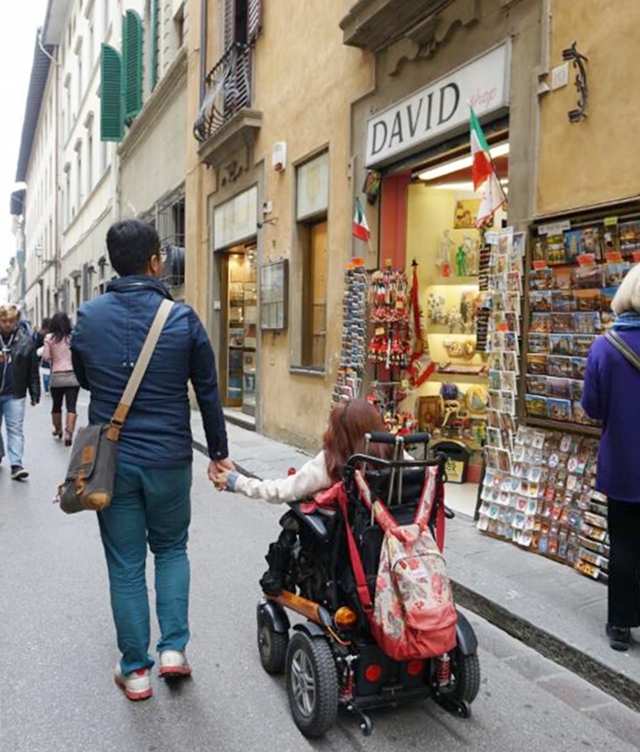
[106,219,161,277]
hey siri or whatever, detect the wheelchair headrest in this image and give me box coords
[363,466,427,507]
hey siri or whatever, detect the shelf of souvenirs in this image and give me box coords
[431,369,487,385]
[425,276,480,286]
[427,326,478,335]
[525,417,602,438]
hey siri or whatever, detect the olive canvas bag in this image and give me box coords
[57,299,174,514]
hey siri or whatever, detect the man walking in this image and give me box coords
[0,304,40,480]
[71,219,232,701]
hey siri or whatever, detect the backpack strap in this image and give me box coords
[606,330,640,373]
[336,486,373,615]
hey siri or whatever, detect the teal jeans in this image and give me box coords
[98,462,192,675]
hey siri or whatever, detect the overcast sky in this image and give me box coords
[1,1,49,274]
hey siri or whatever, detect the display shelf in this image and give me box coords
[432,371,487,384]
[427,326,478,335]
[426,276,479,286]
[525,416,601,438]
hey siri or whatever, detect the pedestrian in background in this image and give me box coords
[71,219,232,701]
[583,263,640,651]
[43,312,80,446]
[0,304,40,480]
[34,317,52,393]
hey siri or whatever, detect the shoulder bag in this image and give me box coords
[57,299,174,514]
[605,330,640,373]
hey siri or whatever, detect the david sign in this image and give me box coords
[365,43,511,167]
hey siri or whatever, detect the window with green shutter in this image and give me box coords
[100,44,123,142]
[122,9,143,124]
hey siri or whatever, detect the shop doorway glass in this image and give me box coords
[223,246,257,415]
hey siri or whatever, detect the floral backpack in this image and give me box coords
[338,467,457,661]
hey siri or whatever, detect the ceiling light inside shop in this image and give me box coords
[418,142,510,182]
[430,178,509,192]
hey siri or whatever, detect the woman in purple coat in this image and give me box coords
[582,263,640,651]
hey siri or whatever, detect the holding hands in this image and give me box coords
[208,457,236,491]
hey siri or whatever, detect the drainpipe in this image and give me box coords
[200,0,208,104]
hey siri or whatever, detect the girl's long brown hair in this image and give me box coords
[323,399,393,481]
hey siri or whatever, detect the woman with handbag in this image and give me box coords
[43,312,80,446]
[583,263,640,652]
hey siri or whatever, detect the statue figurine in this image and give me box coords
[456,244,468,277]
[437,231,454,277]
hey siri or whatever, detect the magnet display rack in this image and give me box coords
[366,262,418,433]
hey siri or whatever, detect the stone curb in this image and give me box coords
[193,439,640,713]
[451,581,640,714]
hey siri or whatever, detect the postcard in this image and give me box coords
[529,268,554,291]
[501,371,517,392]
[571,358,587,380]
[525,394,547,418]
[550,289,576,312]
[530,313,551,333]
[547,355,573,378]
[564,230,583,262]
[546,377,572,400]
[549,333,574,356]
[526,375,547,395]
[575,289,601,311]
[501,390,516,416]
[527,353,548,374]
[604,261,631,287]
[571,380,584,402]
[574,265,604,289]
[546,234,567,266]
[546,397,572,422]
[503,351,520,374]
[549,313,575,333]
[573,334,596,357]
[529,333,550,354]
[530,291,552,312]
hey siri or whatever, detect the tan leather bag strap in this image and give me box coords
[106,299,174,441]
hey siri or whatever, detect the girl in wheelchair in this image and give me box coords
[214,399,393,594]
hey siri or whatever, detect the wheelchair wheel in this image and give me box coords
[258,618,289,675]
[285,631,339,737]
[450,648,481,704]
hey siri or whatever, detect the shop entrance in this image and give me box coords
[380,127,509,515]
[220,244,257,416]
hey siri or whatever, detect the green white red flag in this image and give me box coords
[470,108,506,227]
[353,197,371,242]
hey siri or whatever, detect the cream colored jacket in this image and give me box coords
[233,451,331,504]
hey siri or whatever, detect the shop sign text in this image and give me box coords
[365,43,510,167]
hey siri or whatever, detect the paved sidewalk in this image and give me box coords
[191,410,640,712]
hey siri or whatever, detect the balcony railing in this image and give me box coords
[194,42,253,143]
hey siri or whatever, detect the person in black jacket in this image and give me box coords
[0,305,40,480]
[71,219,233,701]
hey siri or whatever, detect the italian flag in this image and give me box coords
[353,197,371,242]
[470,108,506,227]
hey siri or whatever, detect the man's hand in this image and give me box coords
[207,457,235,485]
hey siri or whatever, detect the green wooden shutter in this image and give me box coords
[122,9,143,124]
[100,44,123,142]
[150,0,158,91]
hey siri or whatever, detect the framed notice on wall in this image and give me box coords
[260,260,288,331]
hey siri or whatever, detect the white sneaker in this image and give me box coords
[159,650,192,678]
[114,664,153,701]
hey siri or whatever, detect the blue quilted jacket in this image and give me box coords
[71,276,228,467]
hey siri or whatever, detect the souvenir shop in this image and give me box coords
[340,41,520,515]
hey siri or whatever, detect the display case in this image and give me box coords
[226,254,256,408]
[521,214,632,433]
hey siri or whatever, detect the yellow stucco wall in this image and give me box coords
[186,0,373,450]
[537,0,640,215]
